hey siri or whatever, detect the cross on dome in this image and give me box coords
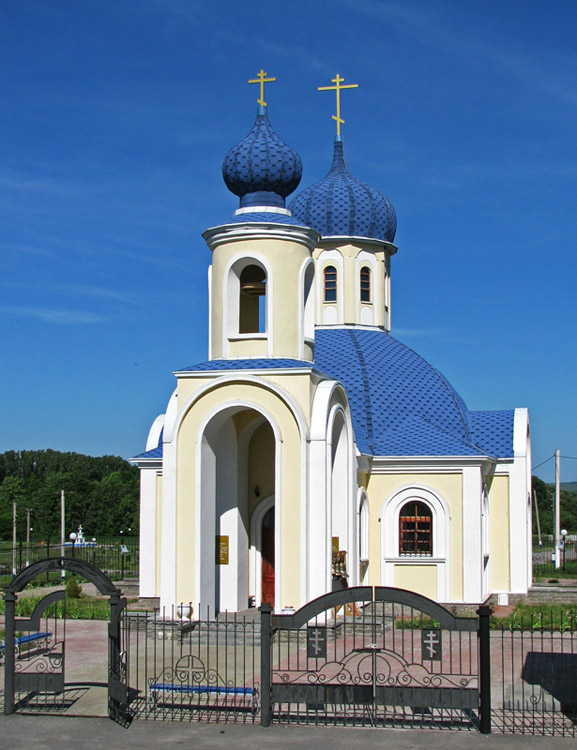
[248,69,276,107]
[318,74,358,137]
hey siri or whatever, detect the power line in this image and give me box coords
[533,455,554,471]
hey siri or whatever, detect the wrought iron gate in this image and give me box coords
[3,557,132,726]
[261,586,489,731]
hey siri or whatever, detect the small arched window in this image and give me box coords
[324,266,337,302]
[239,264,266,333]
[360,266,371,303]
[399,501,432,556]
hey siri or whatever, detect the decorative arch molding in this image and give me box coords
[250,494,275,608]
[299,256,315,358]
[357,487,369,562]
[380,484,451,602]
[160,375,310,612]
[317,249,344,324]
[169,374,310,445]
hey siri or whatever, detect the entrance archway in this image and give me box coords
[3,557,130,725]
[198,406,277,615]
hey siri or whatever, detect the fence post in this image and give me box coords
[260,603,273,727]
[4,591,17,714]
[477,603,492,734]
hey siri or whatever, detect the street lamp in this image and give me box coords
[561,529,568,572]
[69,531,77,558]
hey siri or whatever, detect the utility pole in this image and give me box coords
[554,449,561,569]
[12,502,17,577]
[60,489,65,578]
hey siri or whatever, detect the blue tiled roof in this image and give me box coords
[178,358,313,372]
[314,328,513,458]
[139,332,513,462]
[222,107,302,209]
[289,139,397,243]
[222,212,308,227]
[468,410,514,459]
[133,445,163,460]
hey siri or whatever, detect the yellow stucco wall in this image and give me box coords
[365,473,463,601]
[174,380,304,608]
[394,564,437,599]
[489,474,510,592]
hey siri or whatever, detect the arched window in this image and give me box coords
[399,501,432,555]
[360,266,371,303]
[323,266,337,302]
[239,264,266,333]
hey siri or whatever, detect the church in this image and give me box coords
[132,74,532,616]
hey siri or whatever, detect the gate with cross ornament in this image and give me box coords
[260,587,490,732]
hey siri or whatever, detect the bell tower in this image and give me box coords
[204,82,318,361]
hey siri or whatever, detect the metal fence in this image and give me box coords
[124,607,260,723]
[490,610,577,736]
[533,535,577,578]
[119,601,577,736]
[0,538,139,588]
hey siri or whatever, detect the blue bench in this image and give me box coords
[148,682,258,713]
[0,632,52,663]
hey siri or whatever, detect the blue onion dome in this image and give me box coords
[289,138,397,242]
[222,106,303,209]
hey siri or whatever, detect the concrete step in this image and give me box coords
[525,585,577,604]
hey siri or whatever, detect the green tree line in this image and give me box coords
[532,475,577,536]
[0,450,139,541]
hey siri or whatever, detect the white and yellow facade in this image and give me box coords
[133,104,531,615]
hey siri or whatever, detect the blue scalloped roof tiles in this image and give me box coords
[468,410,514,458]
[222,108,302,208]
[222,212,308,227]
[289,139,397,243]
[314,328,513,458]
[178,358,313,372]
[133,444,163,460]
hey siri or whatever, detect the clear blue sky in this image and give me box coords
[2,0,576,483]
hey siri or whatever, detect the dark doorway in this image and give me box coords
[261,507,275,606]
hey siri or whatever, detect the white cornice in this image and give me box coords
[318,236,398,255]
[203,222,319,251]
[234,206,292,216]
[130,457,163,469]
[368,455,497,472]
[174,366,316,378]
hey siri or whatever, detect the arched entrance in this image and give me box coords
[3,557,130,725]
[198,406,277,615]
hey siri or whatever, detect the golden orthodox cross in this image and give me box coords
[248,69,276,107]
[318,74,359,136]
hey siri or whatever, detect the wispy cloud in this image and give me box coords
[346,0,577,107]
[0,305,110,325]
[394,327,465,344]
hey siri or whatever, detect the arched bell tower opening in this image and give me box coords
[239,263,267,333]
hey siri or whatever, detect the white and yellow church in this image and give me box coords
[133,75,532,616]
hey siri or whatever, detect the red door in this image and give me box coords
[261,507,275,606]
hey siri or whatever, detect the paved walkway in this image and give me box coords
[0,714,575,749]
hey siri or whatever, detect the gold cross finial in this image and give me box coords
[318,74,359,136]
[248,69,277,107]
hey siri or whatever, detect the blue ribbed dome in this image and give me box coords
[222,106,303,209]
[289,139,397,242]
